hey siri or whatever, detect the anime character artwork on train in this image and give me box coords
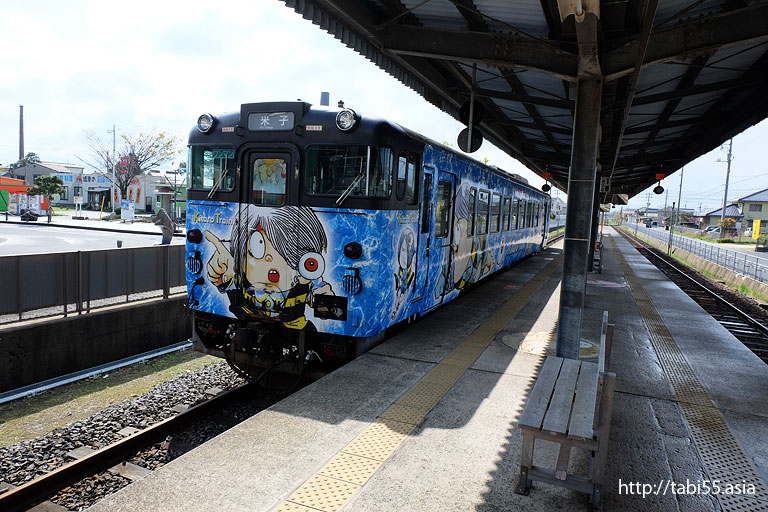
[184,101,550,381]
[203,205,334,332]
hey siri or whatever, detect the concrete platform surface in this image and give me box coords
[88,232,768,512]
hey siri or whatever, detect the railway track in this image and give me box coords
[615,226,768,365]
[0,383,260,512]
[547,231,564,245]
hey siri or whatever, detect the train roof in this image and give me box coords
[189,101,547,197]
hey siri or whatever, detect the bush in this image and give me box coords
[716,238,734,243]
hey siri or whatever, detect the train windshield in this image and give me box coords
[188,147,236,191]
[304,145,393,199]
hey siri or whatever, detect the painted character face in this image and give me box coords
[246,228,291,291]
[452,217,473,283]
[398,232,414,269]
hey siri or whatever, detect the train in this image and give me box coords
[184,101,551,381]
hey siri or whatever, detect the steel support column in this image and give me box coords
[556,76,602,359]
[588,176,601,271]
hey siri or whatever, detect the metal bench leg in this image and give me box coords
[591,373,616,511]
[515,432,535,495]
[555,444,571,480]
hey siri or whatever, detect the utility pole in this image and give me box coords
[646,192,651,227]
[107,125,116,214]
[676,166,684,230]
[719,138,733,238]
[19,105,24,161]
[668,201,675,255]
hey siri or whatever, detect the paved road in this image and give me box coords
[0,223,184,256]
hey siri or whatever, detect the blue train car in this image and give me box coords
[184,102,550,379]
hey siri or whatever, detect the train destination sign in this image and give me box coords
[247,112,295,131]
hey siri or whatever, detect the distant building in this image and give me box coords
[702,204,742,228]
[8,161,84,187]
[8,160,186,214]
[655,206,695,224]
[735,187,768,231]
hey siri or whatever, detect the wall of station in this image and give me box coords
[0,298,191,393]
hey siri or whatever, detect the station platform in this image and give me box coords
[88,229,768,512]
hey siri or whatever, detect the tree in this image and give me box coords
[718,217,736,236]
[82,131,181,202]
[10,152,41,170]
[27,175,65,222]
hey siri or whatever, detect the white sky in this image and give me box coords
[1,0,765,214]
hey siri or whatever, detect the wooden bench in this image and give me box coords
[515,311,615,510]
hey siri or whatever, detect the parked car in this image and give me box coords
[705,226,720,233]
[744,227,753,237]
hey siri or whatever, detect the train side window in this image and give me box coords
[369,147,393,198]
[421,173,432,234]
[406,154,419,205]
[503,197,511,231]
[396,153,407,201]
[435,179,451,238]
[477,190,489,235]
[468,187,477,236]
[535,203,540,227]
[252,157,287,206]
[513,199,520,229]
[491,193,501,232]
[527,201,533,228]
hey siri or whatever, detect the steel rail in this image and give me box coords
[0,383,255,512]
[615,227,768,361]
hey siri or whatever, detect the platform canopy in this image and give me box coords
[280,0,768,201]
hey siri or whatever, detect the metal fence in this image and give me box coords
[0,245,186,324]
[627,224,768,284]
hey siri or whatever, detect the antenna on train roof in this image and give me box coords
[338,100,344,108]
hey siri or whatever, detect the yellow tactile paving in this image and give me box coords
[341,418,416,461]
[378,403,429,425]
[317,452,384,486]
[272,252,563,512]
[285,475,360,512]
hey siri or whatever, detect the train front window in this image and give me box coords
[189,147,235,191]
[252,158,287,206]
[304,145,392,199]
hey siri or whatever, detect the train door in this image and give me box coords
[426,170,456,309]
[411,167,433,305]
[235,149,296,319]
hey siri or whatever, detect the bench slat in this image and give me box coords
[569,361,599,441]
[542,358,581,434]
[519,357,563,429]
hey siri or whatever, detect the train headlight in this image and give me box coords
[197,113,215,134]
[335,109,359,132]
[187,229,203,244]
[343,242,362,259]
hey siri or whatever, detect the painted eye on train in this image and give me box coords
[299,252,325,280]
[248,231,266,259]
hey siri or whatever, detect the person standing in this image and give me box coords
[155,207,173,245]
